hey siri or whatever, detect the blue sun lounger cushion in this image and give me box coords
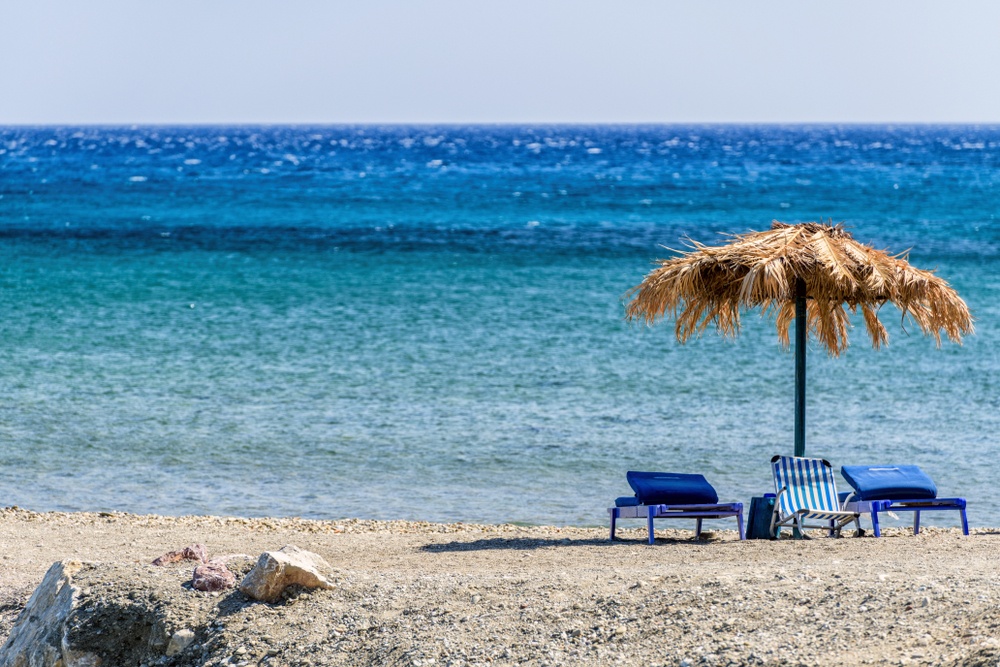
[625,471,719,505]
[840,465,937,501]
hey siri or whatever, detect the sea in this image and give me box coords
[1,124,998,529]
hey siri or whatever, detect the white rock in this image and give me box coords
[165,628,195,656]
[0,561,101,667]
[239,545,336,603]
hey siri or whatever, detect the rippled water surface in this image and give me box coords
[1,125,998,527]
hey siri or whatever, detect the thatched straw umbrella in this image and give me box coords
[625,221,973,456]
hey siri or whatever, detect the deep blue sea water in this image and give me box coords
[1,124,998,528]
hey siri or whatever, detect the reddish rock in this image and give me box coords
[152,544,208,566]
[192,561,236,592]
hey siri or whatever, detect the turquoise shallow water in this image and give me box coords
[0,125,998,527]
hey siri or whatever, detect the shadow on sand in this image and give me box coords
[419,533,724,552]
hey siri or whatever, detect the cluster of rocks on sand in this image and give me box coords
[0,508,998,666]
[2,543,338,666]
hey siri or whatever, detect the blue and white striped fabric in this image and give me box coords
[770,455,860,537]
[773,455,841,515]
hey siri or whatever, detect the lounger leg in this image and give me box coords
[609,509,618,542]
[914,511,921,535]
[737,510,745,540]
[961,509,969,536]
[647,511,655,545]
[695,518,703,540]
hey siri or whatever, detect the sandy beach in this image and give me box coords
[1,508,998,666]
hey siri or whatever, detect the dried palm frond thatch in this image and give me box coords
[625,221,973,356]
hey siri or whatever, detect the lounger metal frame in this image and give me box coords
[608,503,745,544]
[840,494,969,536]
[770,455,861,538]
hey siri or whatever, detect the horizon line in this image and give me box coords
[3,120,1000,128]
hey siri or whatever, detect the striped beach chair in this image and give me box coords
[770,455,862,538]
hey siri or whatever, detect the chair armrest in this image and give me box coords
[773,486,786,510]
[769,486,786,537]
[839,491,856,511]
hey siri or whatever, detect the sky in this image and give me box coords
[2,1,1000,125]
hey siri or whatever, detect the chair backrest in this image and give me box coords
[771,455,841,515]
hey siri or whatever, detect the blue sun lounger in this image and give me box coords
[608,471,745,544]
[839,465,969,537]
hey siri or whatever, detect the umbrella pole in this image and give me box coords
[794,278,807,457]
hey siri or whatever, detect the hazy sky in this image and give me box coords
[3,1,999,124]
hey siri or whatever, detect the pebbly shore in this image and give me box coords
[0,508,998,666]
